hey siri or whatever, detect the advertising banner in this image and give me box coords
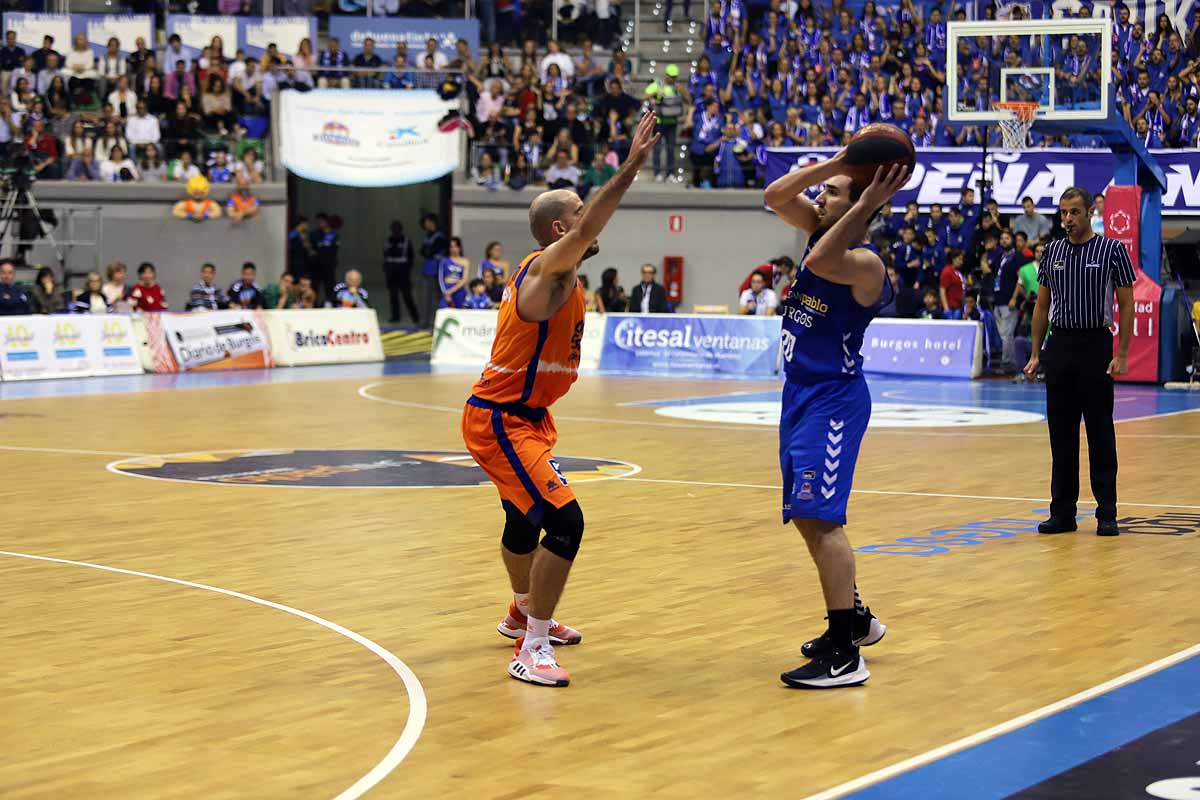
[0,315,142,381]
[598,314,780,377]
[264,309,384,366]
[763,147,1200,215]
[1111,269,1162,383]
[165,15,317,62]
[861,318,984,379]
[279,89,460,187]
[327,16,480,61]
[144,310,272,373]
[1103,185,1160,382]
[4,13,154,58]
[431,309,603,370]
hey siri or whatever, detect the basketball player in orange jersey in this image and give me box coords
[462,111,660,687]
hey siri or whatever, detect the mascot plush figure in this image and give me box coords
[172,175,223,221]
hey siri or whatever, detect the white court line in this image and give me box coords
[800,642,1200,800]
[0,444,150,457]
[620,477,1200,510]
[0,550,426,800]
[356,382,1200,438]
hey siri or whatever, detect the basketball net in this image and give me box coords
[994,101,1039,150]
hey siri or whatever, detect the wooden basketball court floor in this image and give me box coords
[1,364,1198,799]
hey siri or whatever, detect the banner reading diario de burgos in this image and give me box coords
[143,310,272,373]
[599,314,780,377]
[278,89,461,188]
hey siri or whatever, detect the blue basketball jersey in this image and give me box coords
[779,241,893,384]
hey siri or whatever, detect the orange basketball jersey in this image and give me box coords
[471,249,586,409]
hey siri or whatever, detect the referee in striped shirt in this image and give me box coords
[1023,187,1135,537]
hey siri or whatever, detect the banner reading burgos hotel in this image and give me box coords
[279,89,461,188]
[599,314,779,377]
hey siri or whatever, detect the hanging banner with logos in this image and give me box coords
[327,16,479,61]
[430,308,604,369]
[763,147,1200,215]
[0,315,142,381]
[279,89,461,187]
[3,13,154,58]
[1103,185,1160,382]
[143,310,272,373]
[599,314,780,377]
[165,16,317,62]
[264,309,384,366]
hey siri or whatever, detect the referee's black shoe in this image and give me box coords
[1038,517,1078,534]
[1096,519,1120,536]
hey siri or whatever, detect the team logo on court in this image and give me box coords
[108,449,639,488]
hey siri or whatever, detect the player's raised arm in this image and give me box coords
[531,112,658,281]
[763,150,846,233]
[805,164,908,293]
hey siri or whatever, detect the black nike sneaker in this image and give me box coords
[801,608,888,660]
[781,647,869,689]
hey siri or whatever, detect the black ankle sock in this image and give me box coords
[827,608,856,651]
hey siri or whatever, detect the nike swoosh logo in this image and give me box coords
[830,660,856,677]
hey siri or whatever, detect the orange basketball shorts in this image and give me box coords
[462,401,577,524]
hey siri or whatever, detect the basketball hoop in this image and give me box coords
[993,101,1040,150]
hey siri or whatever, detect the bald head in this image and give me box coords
[529,189,582,247]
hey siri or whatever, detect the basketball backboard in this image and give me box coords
[946,18,1113,124]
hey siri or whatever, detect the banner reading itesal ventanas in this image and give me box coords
[279,89,461,188]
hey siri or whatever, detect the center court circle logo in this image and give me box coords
[108,449,640,488]
[652,401,1045,428]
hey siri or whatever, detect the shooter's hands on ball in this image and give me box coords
[625,111,661,171]
[858,163,910,211]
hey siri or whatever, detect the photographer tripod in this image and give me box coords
[0,183,64,271]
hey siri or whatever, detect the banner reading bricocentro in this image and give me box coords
[144,310,272,373]
[0,315,142,381]
[279,89,460,187]
[264,309,384,366]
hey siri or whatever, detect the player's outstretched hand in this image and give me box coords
[859,163,910,211]
[626,111,661,171]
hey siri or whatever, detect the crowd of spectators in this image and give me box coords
[462,0,1200,190]
[0,256,372,316]
[0,31,273,183]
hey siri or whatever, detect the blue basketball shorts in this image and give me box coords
[779,376,872,526]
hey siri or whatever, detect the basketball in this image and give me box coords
[842,123,917,190]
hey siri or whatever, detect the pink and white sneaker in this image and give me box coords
[508,636,570,687]
[496,602,582,645]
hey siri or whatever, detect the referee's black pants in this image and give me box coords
[1043,328,1118,521]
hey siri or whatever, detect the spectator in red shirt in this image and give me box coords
[939,248,966,314]
[26,119,62,179]
[128,262,168,311]
[739,256,796,299]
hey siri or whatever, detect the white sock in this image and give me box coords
[525,615,551,646]
[514,592,531,616]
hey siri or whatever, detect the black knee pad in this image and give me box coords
[501,506,540,555]
[539,501,585,561]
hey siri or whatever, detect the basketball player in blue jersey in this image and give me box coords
[764,153,909,688]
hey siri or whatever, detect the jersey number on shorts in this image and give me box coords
[548,459,569,486]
